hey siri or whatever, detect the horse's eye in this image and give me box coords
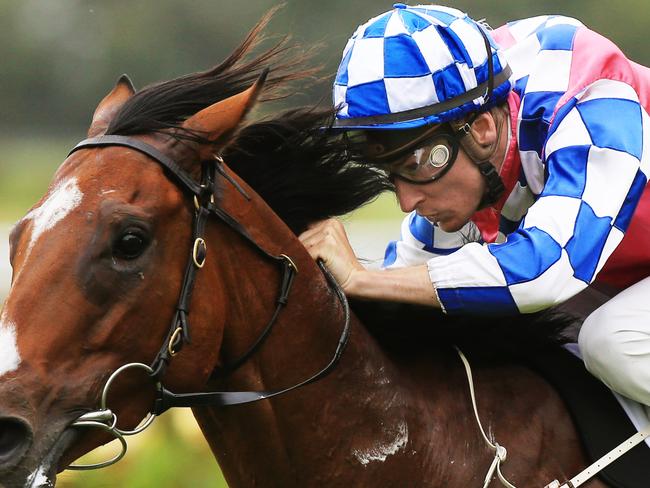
[113,231,149,260]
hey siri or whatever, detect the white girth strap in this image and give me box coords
[455,346,650,488]
[455,346,517,488]
[544,425,650,488]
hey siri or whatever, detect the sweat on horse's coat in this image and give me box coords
[353,419,409,466]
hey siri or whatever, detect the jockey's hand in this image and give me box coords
[299,219,439,307]
[298,218,364,292]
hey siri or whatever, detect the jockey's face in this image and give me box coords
[392,145,485,232]
[390,109,507,232]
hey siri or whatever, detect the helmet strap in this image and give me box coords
[477,161,505,207]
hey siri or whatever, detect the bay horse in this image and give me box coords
[0,16,608,488]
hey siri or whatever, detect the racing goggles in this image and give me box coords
[346,124,462,185]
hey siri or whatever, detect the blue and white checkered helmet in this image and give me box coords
[332,4,513,130]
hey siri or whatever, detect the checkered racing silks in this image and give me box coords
[332,4,512,129]
[382,15,650,314]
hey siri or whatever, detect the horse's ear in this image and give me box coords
[87,74,136,137]
[182,69,267,154]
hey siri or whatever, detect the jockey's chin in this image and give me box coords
[432,214,471,233]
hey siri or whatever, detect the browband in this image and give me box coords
[69,135,203,196]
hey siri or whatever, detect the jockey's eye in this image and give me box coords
[113,229,150,260]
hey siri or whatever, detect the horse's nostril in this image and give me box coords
[0,417,32,467]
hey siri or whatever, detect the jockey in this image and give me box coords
[299,4,650,408]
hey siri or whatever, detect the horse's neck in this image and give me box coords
[190,211,591,486]
[194,290,421,486]
[191,240,465,485]
[188,178,495,486]
[193,297,474,487]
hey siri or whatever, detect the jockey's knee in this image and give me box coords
[579,301,650,405]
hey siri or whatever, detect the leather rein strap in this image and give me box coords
[155,261,349,411]
[68,135,351,415]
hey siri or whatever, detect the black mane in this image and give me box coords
[223,108,392,234]
[106,11,391,235]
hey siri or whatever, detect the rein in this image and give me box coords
[65,135,351,470]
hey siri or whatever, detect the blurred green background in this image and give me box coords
[2,1,649,486]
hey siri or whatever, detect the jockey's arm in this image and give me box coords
[299,219,441,307]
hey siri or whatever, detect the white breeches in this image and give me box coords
[578,276,650,406]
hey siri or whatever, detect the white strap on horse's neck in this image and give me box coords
[544,424,650,488]
[455,346,650,488]
[455,346,517,488]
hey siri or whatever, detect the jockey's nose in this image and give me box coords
[394,179,426,213]
[0,416,33,470]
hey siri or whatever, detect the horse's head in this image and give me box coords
[0,68,264,486]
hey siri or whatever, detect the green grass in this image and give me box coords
[346,190,402,222]
[0,136,75,221]
[57,411,228,488]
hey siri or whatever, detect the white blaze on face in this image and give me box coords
[0,176,84,378]
[0,307,21,377]
[22,177,83,260]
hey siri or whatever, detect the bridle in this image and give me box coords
[64,135,351,470]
